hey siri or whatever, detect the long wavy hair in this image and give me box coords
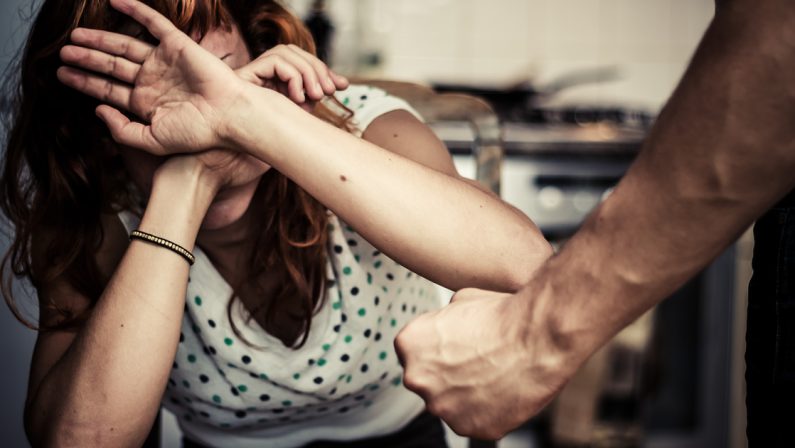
[0,0,353,348]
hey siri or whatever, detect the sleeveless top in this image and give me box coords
[118,85,444,447]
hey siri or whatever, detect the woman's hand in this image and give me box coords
[153,150,270,198]
[57,0,347,156]
[236,44,349,112]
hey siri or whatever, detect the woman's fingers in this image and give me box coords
[57,66,132,111]
[70,28,153,64]
[60,45,141,84]
[109,0,178,41]
[285,44,348,94]
[269,48,325,100]
[96,105,167,155]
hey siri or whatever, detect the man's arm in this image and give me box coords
[396,0,795,438]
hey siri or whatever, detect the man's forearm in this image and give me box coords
[528,0,795,360]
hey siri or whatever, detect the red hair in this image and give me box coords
[1,0,353,348]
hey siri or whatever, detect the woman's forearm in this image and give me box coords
[27,168,214,447]
[223,87,552,292]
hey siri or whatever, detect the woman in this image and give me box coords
[1,0,552,446]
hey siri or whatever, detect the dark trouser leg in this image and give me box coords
[747,190,795,447]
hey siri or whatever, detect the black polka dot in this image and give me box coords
[200,411,210,418]
[242,355,251,364]
[380,372,389,380]
[374,296,380,306]
[364,329,372,338]
[279,416,291,422]
[168,378,177,387]
[179,332,185,342]
[340,354,350,362]
[339,406,350,413]
[386,273,394,281]
[372,250,381,257]
[347,239,358,247]
[199,374,209,383]
[313,377,324,385]
[317,407,329,413]
[341,313,347,323]
[173,362,179,370]
[374,333,382,341]
[329,387,337,395]
[209,346,217,355]
[360,95,368,100]
[260,394,270,402]
[208,319,216,328]
[402,303,407,312]
[235,410,247,419]
[355,395,366,401]
[273,409,284,414]
[411,305,417,314]
[333,324,341,332]
[351,287,359,296]
[406,272,413,278]
[308,359,315,366]
[231,387,239,396]
[361,364,369,373]
[333,245,343,254]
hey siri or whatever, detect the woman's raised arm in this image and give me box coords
[59,0,553,292]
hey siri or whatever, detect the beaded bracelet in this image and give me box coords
[130,230,195,266]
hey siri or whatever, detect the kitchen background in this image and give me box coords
[1,1,748,447]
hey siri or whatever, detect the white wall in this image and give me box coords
[285,0,715,110]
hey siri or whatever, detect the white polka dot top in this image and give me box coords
[118,85,444,448]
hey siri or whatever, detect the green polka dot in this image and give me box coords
[343,266,352,275]
[317,358,327,366]
[212,395,222,403]
[367,273,373,284]
[369,384,380,391]
[182,380,190,388]
[390,318,397,327]
[354,255,360,263]
[344,335,353,343]
[224,337,234,346]
[187,354,197,363]
[220,423,230,428]
[382,286,389,293]
[338,374,346,380]
[259,373,268,380]
[379,351,388,360]
[282,400,293,407]
[194,296,202,306]
[357,308,366,317]
[332,302,342,310]
[364,400,373,407]
[293,373,301,380]
[397,287,403,294]
[322,343,331,351]
[343,97,350,105]
[346,375,353,383]
[392,377,402,386]
[238,385,248,392]
[374,261,382,269]
[377,317,383,324]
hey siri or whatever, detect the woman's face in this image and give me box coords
[120,22,267,231]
